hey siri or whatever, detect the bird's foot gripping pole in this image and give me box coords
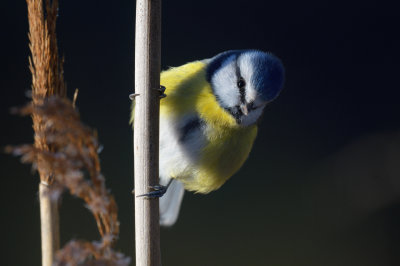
[158,85,167,98]
[129,93,140,100]
[129,85,166,100]
[133,179,173,199]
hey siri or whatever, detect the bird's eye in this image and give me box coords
[237,78,246,89]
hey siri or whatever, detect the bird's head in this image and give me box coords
[206,50,285,126]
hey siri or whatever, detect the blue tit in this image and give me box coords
[131,50,285,226]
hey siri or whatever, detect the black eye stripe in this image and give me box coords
[238,78,246,103]
[234,57,246,104]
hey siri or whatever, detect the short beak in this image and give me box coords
[240,104,249,116]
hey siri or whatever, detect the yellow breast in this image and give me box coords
[188,125,257,193]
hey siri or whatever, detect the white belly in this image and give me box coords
[158,114,207,185]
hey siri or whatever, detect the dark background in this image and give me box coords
[1,0,400,265]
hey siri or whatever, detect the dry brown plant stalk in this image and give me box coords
[7,97,130,265]
[27,0,66,183]
[7,0,130,264]
[26,0,65,264]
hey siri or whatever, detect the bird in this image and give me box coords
[131,50,285,226]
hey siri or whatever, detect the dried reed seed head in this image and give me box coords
[54,240,130,266]
[8,96,121,248]
[20,0,127,262]
[27,0,66,184]
[27,0,66,101]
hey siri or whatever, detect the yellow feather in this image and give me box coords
[187,125,257,193]
[160,61,236,126]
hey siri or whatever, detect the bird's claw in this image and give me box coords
[136,184,168,198]
[129,93,140,100]
[130,86,166,100]
[159,85,167,99]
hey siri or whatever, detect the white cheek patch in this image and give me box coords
[237,52,259,104]
[210,51,270,126]
[211,61,240,108]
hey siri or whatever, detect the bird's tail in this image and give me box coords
[159,178,185,226]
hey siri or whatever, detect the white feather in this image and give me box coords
[210,56,240,108]
[158,113,206,226]
[159,178,185,226]
[237,53,257,103]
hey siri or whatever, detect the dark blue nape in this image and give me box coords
[206,50,243,82]
[251,52,285,101]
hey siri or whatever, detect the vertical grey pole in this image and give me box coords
[133,0,162,265]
